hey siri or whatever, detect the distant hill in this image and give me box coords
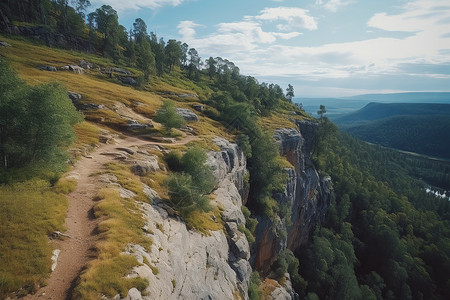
[335,103,450,159]
[334,102,450,126]
[345,92,450,103]
[295,92,450,119]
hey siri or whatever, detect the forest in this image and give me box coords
[295,118,450,299]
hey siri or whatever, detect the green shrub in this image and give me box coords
[248,271,262,300]
[164,150,183,172]
[165,147,215,217]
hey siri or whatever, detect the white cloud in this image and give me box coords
[177,21,202,39]
[177,0,450,96]
[90,0,184,11]
[315,0,355,13]
[250,7,318,31]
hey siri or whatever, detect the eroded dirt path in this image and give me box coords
[24,134,196,300]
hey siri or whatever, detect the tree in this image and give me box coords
[205,57,216,79]
[132,17,147,42]
[317,104,327,119]
[71,0,90,19]
[153,101,185,135]
[93,5,121,60]
[0,60,82,177]
[187,48,201,79]
[286,84,294,102]
[165,39,182,72]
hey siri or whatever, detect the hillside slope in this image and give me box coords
[1,34,324,300]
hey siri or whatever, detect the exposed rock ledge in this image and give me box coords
[121,137,251,299]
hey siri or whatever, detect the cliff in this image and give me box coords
[254,121,332,274]
[121,138,252,300]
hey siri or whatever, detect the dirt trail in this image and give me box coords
[24,134,196,300]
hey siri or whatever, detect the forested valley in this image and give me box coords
[296,118,450,299]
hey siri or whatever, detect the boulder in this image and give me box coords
[61,65,84,74]
[119,76,138,86]
[112,67,132,75]
[131,156,160,176]
[176,108,199,122]
[124,288,142,300]
[67,91,82,102]
[0,41,11,47]
[230,233,250,260]
[79,60,94,69]
[192,104,204,112]
[38,65,57,72]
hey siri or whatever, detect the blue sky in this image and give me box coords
[88,0,450,97]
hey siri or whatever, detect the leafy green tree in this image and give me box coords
[154,101,185,135]
[0,60,82,180]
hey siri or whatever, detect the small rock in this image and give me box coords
[112,67,132,75]
[119,76,138,85]
[0,41,11,47]
[192,104,204,112]
[125,288,142,300]
[51,249,60,271]
[67,91,82,102]
[79,60,94,69]
[116,147,135,155]
[38,65,57,72]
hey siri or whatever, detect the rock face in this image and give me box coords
[125,137,252,299]
[254,121,332,273]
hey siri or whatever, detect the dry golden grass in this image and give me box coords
[73,185,151,299]
[183,206,224,235]
[0,180,68,298]
[0,35,163,129]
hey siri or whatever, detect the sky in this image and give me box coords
[88,0,450,97]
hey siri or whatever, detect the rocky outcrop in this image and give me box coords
[254,121,332,273]
[176,108,199,122]
[123,137,252,299]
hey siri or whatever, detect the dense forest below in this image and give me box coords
[296,119,450,299]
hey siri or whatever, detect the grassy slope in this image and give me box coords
[0,34,310,298]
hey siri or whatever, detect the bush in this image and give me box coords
[272,249,307,291]
[248,271,262,300]
[154,101,185,135]
[165,147,215,216]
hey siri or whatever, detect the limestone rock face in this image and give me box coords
[125,137,251,299]
[254,121,332,273]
